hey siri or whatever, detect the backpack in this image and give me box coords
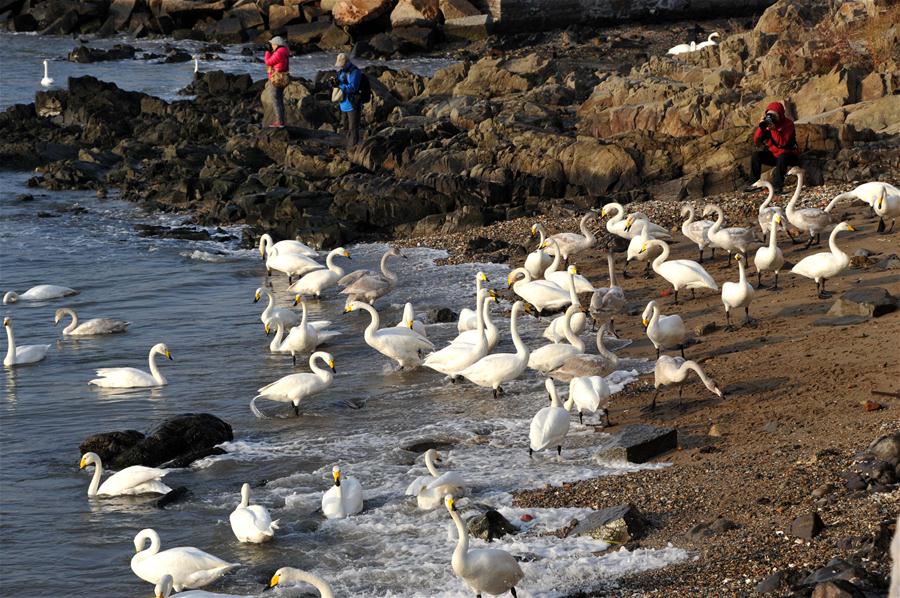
[357,72,372,104]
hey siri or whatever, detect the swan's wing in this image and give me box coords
[337,269,375,287]
[603,336,633,353]
[426,471,466,491]
[16,344,50,362]
[465,549,523,588]
[343,478,364,513]
[309,320,332,330]
[457,308,477,332]
[315,330,341,343]
[90,367,155,387]
[257,373,304,396]
[98,466,169,495]
[341,274,390,295]
[405,475,432,496]
[530,407,569,450]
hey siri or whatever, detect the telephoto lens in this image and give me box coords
[764,113,776,126]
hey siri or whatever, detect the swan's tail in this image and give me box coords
[250,396,267,419]
[317,330,341,343]
[270,519,280,531]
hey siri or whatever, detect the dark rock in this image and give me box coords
[790,512,825,540]
[155,486,190,509]
[160,446,227,468]
[568,503,647,543]
[68,44,137,63]
[755,570,786,593]
[868,432,900,465]
[400,438,455,453]
[875,254,900,270]
[694,321,719,336]
[134,224,211,240]
[841,471,868,491]
[594,424,677,463]
[15,194,34,202]
[685,517,738,542]
[426,307,458,323]
[286,20,331,45]
[467,509,518,541]
[801,558,868,587]
[79,413,233,469]
[393,25,436,51]
[827,288,898,318]
[318,24,352,50]
[80,430,145,462]
[810,580,865,598]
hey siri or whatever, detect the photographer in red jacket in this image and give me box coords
[748,101,800,193]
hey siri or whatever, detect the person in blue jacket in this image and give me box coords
[334,53,362,147]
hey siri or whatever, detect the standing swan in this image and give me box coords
[252,351,335,417]
[640,239,718,303]
[543,266,587,342]
[89,343,172,387]
[703,204,756,262]
[785,167,832,248]
[346,301,434,369]
[54,307,129,336]
[529,378,573,457]
[642,300,686,359]
[156,573,253,597]
[230,483,279,543]
[569,374,611,426]
[525,223,553,278]
[322,465,363,519]
[791,222,855,298]
[545,211,598,262]
[3,316,50,367]
[752,179,789,240]
[507,268,570,314]
[457,272,489,332]
[255,287,300,330]
[541,240,594,292]
[721,254,755,328]
[445,495,524,597]
[131,529,239,591]
[273,295,339,364]
[825,181,900,233]
[528,305,585,373]
[589,253,626,334]
[258,233,317,259]
[424,290,490,379]
[288,247,350,297]
[650,355,723,411]
[265,246,323,283]
[339,246,405,305]
[396,302,428,337]
[3,284,77,304]
[624,216,664,278]
[549,323,632,382]
[452,291,500,351]
[405,448,467,510]
[79,452,171,497]
[753,215,785,289]
[41,59,53,87]
[460,301,530,398]
[680,205,714,263]
[270,568,334,597]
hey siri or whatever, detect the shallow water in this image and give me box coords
[0,33,686,598]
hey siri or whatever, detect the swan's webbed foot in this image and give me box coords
[578,411,584,425]
[602,408,612,427]
[817,290,832,299]
[293,404,300,417]
[510,587,518,598]
[557,445,562,457]
[292,354,297,366]
[528,448,533,459]
[803,236,814,249]
[877,217,886,233]
[642,263,653,279]
[679,345,685,359]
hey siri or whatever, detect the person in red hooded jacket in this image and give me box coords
[749,101,800,193]
[264,36,289,128]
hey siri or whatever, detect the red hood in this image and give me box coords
[765,102,786,119]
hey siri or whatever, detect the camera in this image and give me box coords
[763,113,777,126]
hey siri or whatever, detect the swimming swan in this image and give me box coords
[721,254,755,328]
[288,247,350,297]
[791,222,855,298]
[230,483,278,543]
[265,246,323,282]
[340,246,404,305]
[270,568,334,597]
[3,316,50,366]
[459,301,530,398]
[528,305,585,373]
[507,267,570,314]
[54,307,129,336]
[396,302,427,337]
[680,205,714,263]
[640,239,718,303]
[79,452,171,497]
[650,355,723,411]
[89,342,172,387]
[642,300,687,358]
[529,378,573,457]
[258,233,317,259]
[785,167,833,248]
[525,223,553,278]
[322,465,363,519]
[156,573,252,598]
[457,272,489,332]
[252,351,335,417]
[255,287,299,330]
[405,448,467,510]
[445,495,524,597]
[41,59,53,87]
[569,374,611,426]
[424,290,490,378]
[131,529,239,591]
[345,301,434,368]
[753,214,785,289]
[542,266,587,342]
[703,203,757,260]
[451,289,500,351]
[541,239,594,292]
[3,284,77,304]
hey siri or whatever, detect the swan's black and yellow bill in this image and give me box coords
[269,573,281,588]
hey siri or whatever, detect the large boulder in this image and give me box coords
[79,413,233,468]
[390,0,439,27]
[286,20,332,44]
[332,0,392,28]
[793,68,862,120]
[268,4,302,30]
[439,0,480,20]
[443,14,491,41]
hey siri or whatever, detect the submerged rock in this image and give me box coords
[567,503,647,544]
[467,509,518,541]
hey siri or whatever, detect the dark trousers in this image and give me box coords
[342,101,360,148]
[270,83,285,125]
[751,149,798,191]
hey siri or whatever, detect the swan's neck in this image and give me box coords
[787,172,805,212]
[425,452,440,477]
[325,251,340,274]
[263,290,275,318]
[649,304,660,328]
[482,295,496,336]
[608,204,624,225]
[606,253,618,287]
[828,227,848,259]
[595,328,619,364]
[62,308,78,334]
[536,227,546,247]
[685,361,716,393]
[286,571,334,598]
[148,348,165,385]
[708,207,724,234]
[259,234,270,257]
[737,259,747,284]
[759,183,775,210]
[545,242,561,276]
[359,304,381,340]
[650,240,670,271]
[567,271,579,306]
[88,460,102,496]
[5,324,15,362]
[240,486,250,508]
[449,509,470,574]
[580,213,595,243]
[563,308,584,352]
[682,207,695,226]
[310,354,333,382]
[300,300,308,328]
[137,531,161,558]
[380,253,397,283]
[43,61,49,77]
[548,384,563,409]
[767,219,779,249]
[271,322,285,351]
[510,306,528,360]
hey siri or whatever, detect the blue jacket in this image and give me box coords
[337,63,361,113]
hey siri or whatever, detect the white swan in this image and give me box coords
[450,290,500,351]
[785,167,833,248]
[459,301,530,398]
[696,32,720,49]
[751,179,789,240]
[640,239,718,303]
[541,239,595,292]
[569,374,610,426]
[874,185,900,233]
[258,233,317,259]
[3,316,50,367]
[601,203,668,240]
[825,181,900,233]
[457,272,489,332]
[642,300,687,359]
[54,307,129,336]
[753,214,785,289]
[340,246,404,305]
[255,286,299,330]
[791,222,855,298]
[624,215,665,278]
[252,351,335,417]
[396,302,427,337]
[549,322,632,382]
[545,211,597,261]
[288,247,350,297]
[322,465,363,519]
[405,448,467,510]
[589,253,626,333]
[89,343,172,387]
[650,355,723,411]
[230,483,278,543]
[530,378,573,457]
[890,514,900,598]
[41,59,53,87]
[156,573,252,598]
[131,529,239,591]
[667,40,697,55]
[3,284,77,304]
[270,568,334,597]
[721,254,755,328]
[525,223,553,278]
[269,296,339,364]
[680,205,714,263]
[528,305,585,373]
[79,452,171,497]
[265,246,323,283]
[703,203,757,259]
[508,267,570,314]
[445,495,524,597]
[542,266,587,343]
[346,301,434,368]
[424,290,489,378]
